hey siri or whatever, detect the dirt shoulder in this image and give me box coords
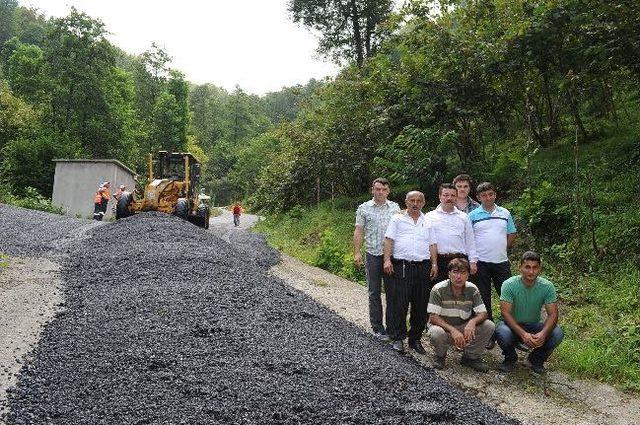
[0,257,63,423]
[269,253,640,425]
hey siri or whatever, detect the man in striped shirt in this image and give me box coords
[427,258,494,372]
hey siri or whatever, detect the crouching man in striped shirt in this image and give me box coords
[427,258,494,372]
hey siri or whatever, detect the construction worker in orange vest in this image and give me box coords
[93,181,111,221]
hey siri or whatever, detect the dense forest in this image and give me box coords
[1,0,640,389]
[0,0,321,206]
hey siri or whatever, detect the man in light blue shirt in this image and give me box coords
[354,178,400,340]
[468,182,516,348]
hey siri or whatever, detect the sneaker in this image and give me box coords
[408,339,427,355]
[373,332,391,342]
[460,356,490,373]
[528,359,546,375]
[432,355,446,370]
[497,359,516,373]
[515,341,531,352]
[391,340,404,353]
[485,339,496,350]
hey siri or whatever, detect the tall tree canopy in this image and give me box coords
[289,0,393,66]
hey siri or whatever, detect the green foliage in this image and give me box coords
[0,133,75,197]
[507,181,572,244]
[554,263,640,390]
[289,0,393,66]
[255,200,366,283]
[2,186,63,214]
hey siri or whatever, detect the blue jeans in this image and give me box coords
[495,321,564,365]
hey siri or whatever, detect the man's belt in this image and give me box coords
[437,252,467,261]
[391,257,430,265]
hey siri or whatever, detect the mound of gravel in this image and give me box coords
[4,212,518,424]
[0,204,93,256]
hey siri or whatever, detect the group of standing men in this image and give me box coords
[354,176,563,374]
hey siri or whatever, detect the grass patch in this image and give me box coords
[254,201,366,284]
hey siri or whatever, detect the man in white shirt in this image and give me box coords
[426,183,478,283]
[354,178,401,341]
[383,191,438,354]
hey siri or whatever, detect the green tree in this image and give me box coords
[289,0,393,66]
[5,42,46,103]
[0,0,17,46]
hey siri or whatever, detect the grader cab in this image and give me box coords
[115,151,210,229]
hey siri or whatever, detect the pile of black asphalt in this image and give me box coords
[2,206,519,424]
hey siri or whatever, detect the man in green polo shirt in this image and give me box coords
[496,251,564,374]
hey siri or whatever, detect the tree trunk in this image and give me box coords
[349,0,364,67]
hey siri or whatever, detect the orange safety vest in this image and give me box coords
[94,188,110,204]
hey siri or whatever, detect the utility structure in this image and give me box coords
[52,159,136,220]
[115,151,210,229]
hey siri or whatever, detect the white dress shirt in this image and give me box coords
[425,205,478,263]
[384,212,435,261]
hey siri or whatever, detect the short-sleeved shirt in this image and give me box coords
[425,205,478,262]
[355,199,400,255]
[468,204,516,263]
[384,212,435,261]
[500,276,557,323]
[427,280,487,326]
[457,197,480,214]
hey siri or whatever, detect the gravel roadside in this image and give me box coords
[267,237,640,425]
[0,206,517,424]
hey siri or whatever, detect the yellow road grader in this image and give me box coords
[115,151,210,229]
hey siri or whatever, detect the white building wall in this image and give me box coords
[52,160,136,220]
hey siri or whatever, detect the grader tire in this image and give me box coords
[174,198,189,220]
[115,193,133,220]
[196,205,210,229]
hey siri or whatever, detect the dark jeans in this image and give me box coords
[233,214,240,226]
[385,259,431,342]
[495,321,564,365]
[365,253,386,334]
[475,261,511,322]
[435,253,468,284]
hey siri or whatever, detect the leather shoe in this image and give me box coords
[498,359,516,373]
[373,332,391,342]
[408,339,427,355]
[391,340,404,353]
[432,355,446,370]
[460,356,490,373]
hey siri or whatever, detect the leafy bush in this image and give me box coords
[4,186,64,214]
[313,229,344,273]
[507,181,572,244]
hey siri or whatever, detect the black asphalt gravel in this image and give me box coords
[1,205,519,424]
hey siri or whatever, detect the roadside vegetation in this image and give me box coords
[1,0,639,392]
[256,111,640,391]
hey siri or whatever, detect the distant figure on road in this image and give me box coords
[383,190,438,354]
[427,258,493,372]
[232,202,243,227]
[496,251,564,374]
[93,181,111,221]
[353,177,400,342]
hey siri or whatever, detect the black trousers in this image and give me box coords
[385,259,432,342]
[475,261,511,322]
[435,253,468,284]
